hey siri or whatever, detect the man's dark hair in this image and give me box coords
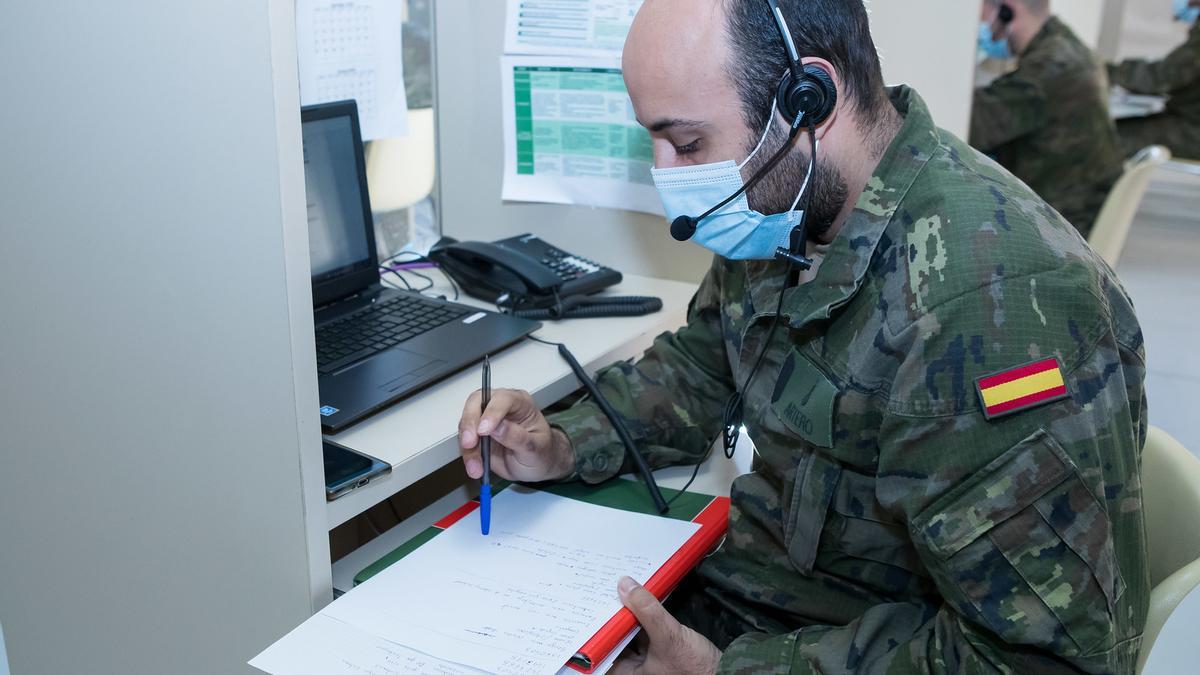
[724,0,888,134]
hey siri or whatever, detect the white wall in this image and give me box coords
[1116,0,1191,59]
[0,1,326,674]
[868,1,979,137]
[436,1,979,283]
[1055,0,1107,48]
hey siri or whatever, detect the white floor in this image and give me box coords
[1115,165,1200,457]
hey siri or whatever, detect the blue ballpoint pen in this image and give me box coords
[480,355,492,535]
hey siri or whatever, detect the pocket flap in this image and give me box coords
[914,429,1073,558]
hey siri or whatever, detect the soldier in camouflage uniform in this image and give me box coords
[971,0,1124,238]
[458,1,1148,673]
[1109,2,1200,160]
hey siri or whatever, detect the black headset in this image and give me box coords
[670,0,836,255]
[768,0,837,128]
[998,3,1015,24]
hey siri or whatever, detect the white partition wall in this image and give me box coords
[436,1,980,284]
[0,1,326,674]
[1055,0,1108,48]
[869,1,979,137]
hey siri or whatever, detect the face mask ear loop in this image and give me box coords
[737,97,779,171]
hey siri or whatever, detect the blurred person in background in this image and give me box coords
[1109,0,1200,159]
[971,0,1123,238]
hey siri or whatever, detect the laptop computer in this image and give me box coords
[302,100,540,432]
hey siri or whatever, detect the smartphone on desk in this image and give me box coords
[324,440,390,501]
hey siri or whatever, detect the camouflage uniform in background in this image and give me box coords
[549,87,1148,673]
[1109,21,1200,160]
[970,17,1124,239]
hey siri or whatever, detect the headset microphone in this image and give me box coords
[670,215,699,242]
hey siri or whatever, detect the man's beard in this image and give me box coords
[742,124,848,243]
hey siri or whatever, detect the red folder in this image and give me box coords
[568,494,730,672]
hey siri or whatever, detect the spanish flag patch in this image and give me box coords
[976,358,1070,420]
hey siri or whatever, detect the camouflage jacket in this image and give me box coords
[970,16,1123,238]
[1109,21,1200,120]
[549,87,1148,674]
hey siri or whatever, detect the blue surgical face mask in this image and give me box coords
[978,21,1013,60]
[1174,0,1200,23]
[651,104,814,261]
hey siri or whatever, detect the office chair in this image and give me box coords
[1090,145,1171,268]
[1137,426,1200,673]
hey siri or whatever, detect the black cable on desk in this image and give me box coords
[527,334,669,514]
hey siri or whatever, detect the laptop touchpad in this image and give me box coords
[370,350,448,392]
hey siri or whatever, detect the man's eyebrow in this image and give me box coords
[642,118,706,133]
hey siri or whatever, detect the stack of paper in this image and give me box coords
[252,488,699,675]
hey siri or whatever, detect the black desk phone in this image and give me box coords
[429,234,661,319]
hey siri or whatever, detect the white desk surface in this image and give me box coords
[324,274,700,529]
[1143,582,1200,674]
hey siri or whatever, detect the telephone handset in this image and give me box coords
[429,234,661,319]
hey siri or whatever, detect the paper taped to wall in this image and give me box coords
[505,0,644,57]
[500,56,663,215]
[296,0,409,141]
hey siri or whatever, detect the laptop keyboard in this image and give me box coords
[316,295,471,374]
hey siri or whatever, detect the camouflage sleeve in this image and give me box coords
[546,257,735,483]
[970,73,1048,152]
[719,275,1148,674]
[1109,24,1200,94]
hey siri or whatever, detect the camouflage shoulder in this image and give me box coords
[874,135,1119,417]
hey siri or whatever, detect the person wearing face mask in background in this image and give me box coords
[970,0,1123,239]
[457,1,1148,672]
[1109,0,1200,159]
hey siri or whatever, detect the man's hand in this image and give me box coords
[612,577,721,675]
[457,388,576,483]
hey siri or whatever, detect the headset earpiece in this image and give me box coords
[776,63,837,127]
[998,3,1014,24]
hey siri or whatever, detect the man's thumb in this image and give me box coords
[618,576,672,638]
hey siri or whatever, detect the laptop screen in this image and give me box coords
[302,113,373,283]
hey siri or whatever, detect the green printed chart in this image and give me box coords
[512,66,653,183]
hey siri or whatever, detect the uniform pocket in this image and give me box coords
[784,450,841,574]
[912,429,1123,657]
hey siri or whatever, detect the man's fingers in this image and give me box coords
[491,420,534,454]
[618,577,676,643]
[477,390,531,435]
[458,390,483,448]
[458,390,484,478]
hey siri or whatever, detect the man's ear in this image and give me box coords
[799,56,841,141]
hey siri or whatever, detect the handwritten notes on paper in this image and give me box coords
[251,488,699,675]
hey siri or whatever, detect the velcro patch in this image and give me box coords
[771,349,838,447]
[976,358,1069,420]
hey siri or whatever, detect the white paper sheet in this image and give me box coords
[504,0,644,57]
[500,55,663,215]
[251,616,636,675]
[252,489,697,675]
[252,614,486,675]
[296,0,409,140]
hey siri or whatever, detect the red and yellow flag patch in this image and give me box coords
[976,358,1069,420]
